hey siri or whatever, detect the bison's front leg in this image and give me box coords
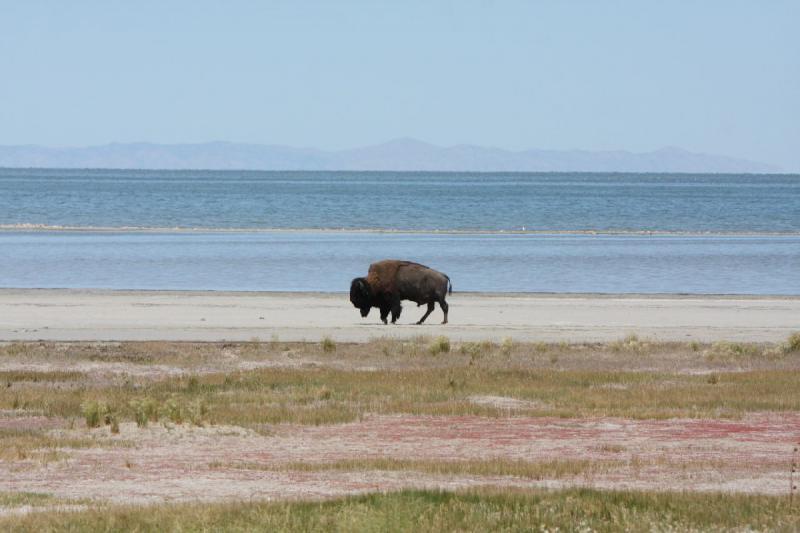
[390,301,402,324]
[379,304,390,324]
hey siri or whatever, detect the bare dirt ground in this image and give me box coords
[2,412,798,507]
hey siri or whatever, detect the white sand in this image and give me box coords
[0,289,797,343]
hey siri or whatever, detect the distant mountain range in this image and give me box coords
[0,138,780,173]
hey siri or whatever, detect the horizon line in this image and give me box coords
[0,137,775,157]
[1,166,794,175]
[0,138,785,173]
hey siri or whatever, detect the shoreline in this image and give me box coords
[2,288,797,343]
[2,287,800,299]
[2,225,800,237]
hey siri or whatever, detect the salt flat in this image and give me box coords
[1,289,797,343]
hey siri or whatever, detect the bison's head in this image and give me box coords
[349,277,372,317]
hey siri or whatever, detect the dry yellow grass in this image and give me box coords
[211,454,762,480]
[214,457,627,479]
[3,334,798,373]
[0,429,100,462]
[0,491,76,508]
[2,335,798,429]
[3,364,800,429]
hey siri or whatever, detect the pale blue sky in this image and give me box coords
[1,1,798,169]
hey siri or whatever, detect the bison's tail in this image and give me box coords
[446,275,452,295]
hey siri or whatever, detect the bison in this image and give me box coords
[350,259,452,325]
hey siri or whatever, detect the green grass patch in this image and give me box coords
[1,488,798,532]
[0,492,60,508]
[0,370,86,383]
[216,458,625,479]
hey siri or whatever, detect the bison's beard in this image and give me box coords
[360,307,370,318]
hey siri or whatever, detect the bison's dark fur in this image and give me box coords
[350,259,452,325]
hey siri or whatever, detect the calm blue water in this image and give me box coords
[2,168,799,232]
[1,169,798,293]
[1,231,798,294]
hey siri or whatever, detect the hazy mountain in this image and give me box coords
[0,139,780,173]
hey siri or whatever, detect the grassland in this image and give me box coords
[2,488,799,532]
[1,336,799,530]
[5,366,800,430]
[2,335,800,429]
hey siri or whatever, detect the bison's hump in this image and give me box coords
[366,259,444,294]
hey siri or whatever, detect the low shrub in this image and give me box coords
[321,337,336,353]
[609,334,650,354]
[160,397,184,425]
[704,341,760,360]
[130,399,159,428]
[80,400,108,429]
[459,341,492,358]
[429,336,450,355]
[786,332,800,353]
[187,400,208,427]
[500,337,514,356]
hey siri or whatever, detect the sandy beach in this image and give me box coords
[1,289,797,343]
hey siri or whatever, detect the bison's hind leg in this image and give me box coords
[416,302,435,325]
[439,298,449,325]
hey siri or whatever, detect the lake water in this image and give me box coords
[1,231,798,294]
[1,169,798,294]
[2,168,799,232]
